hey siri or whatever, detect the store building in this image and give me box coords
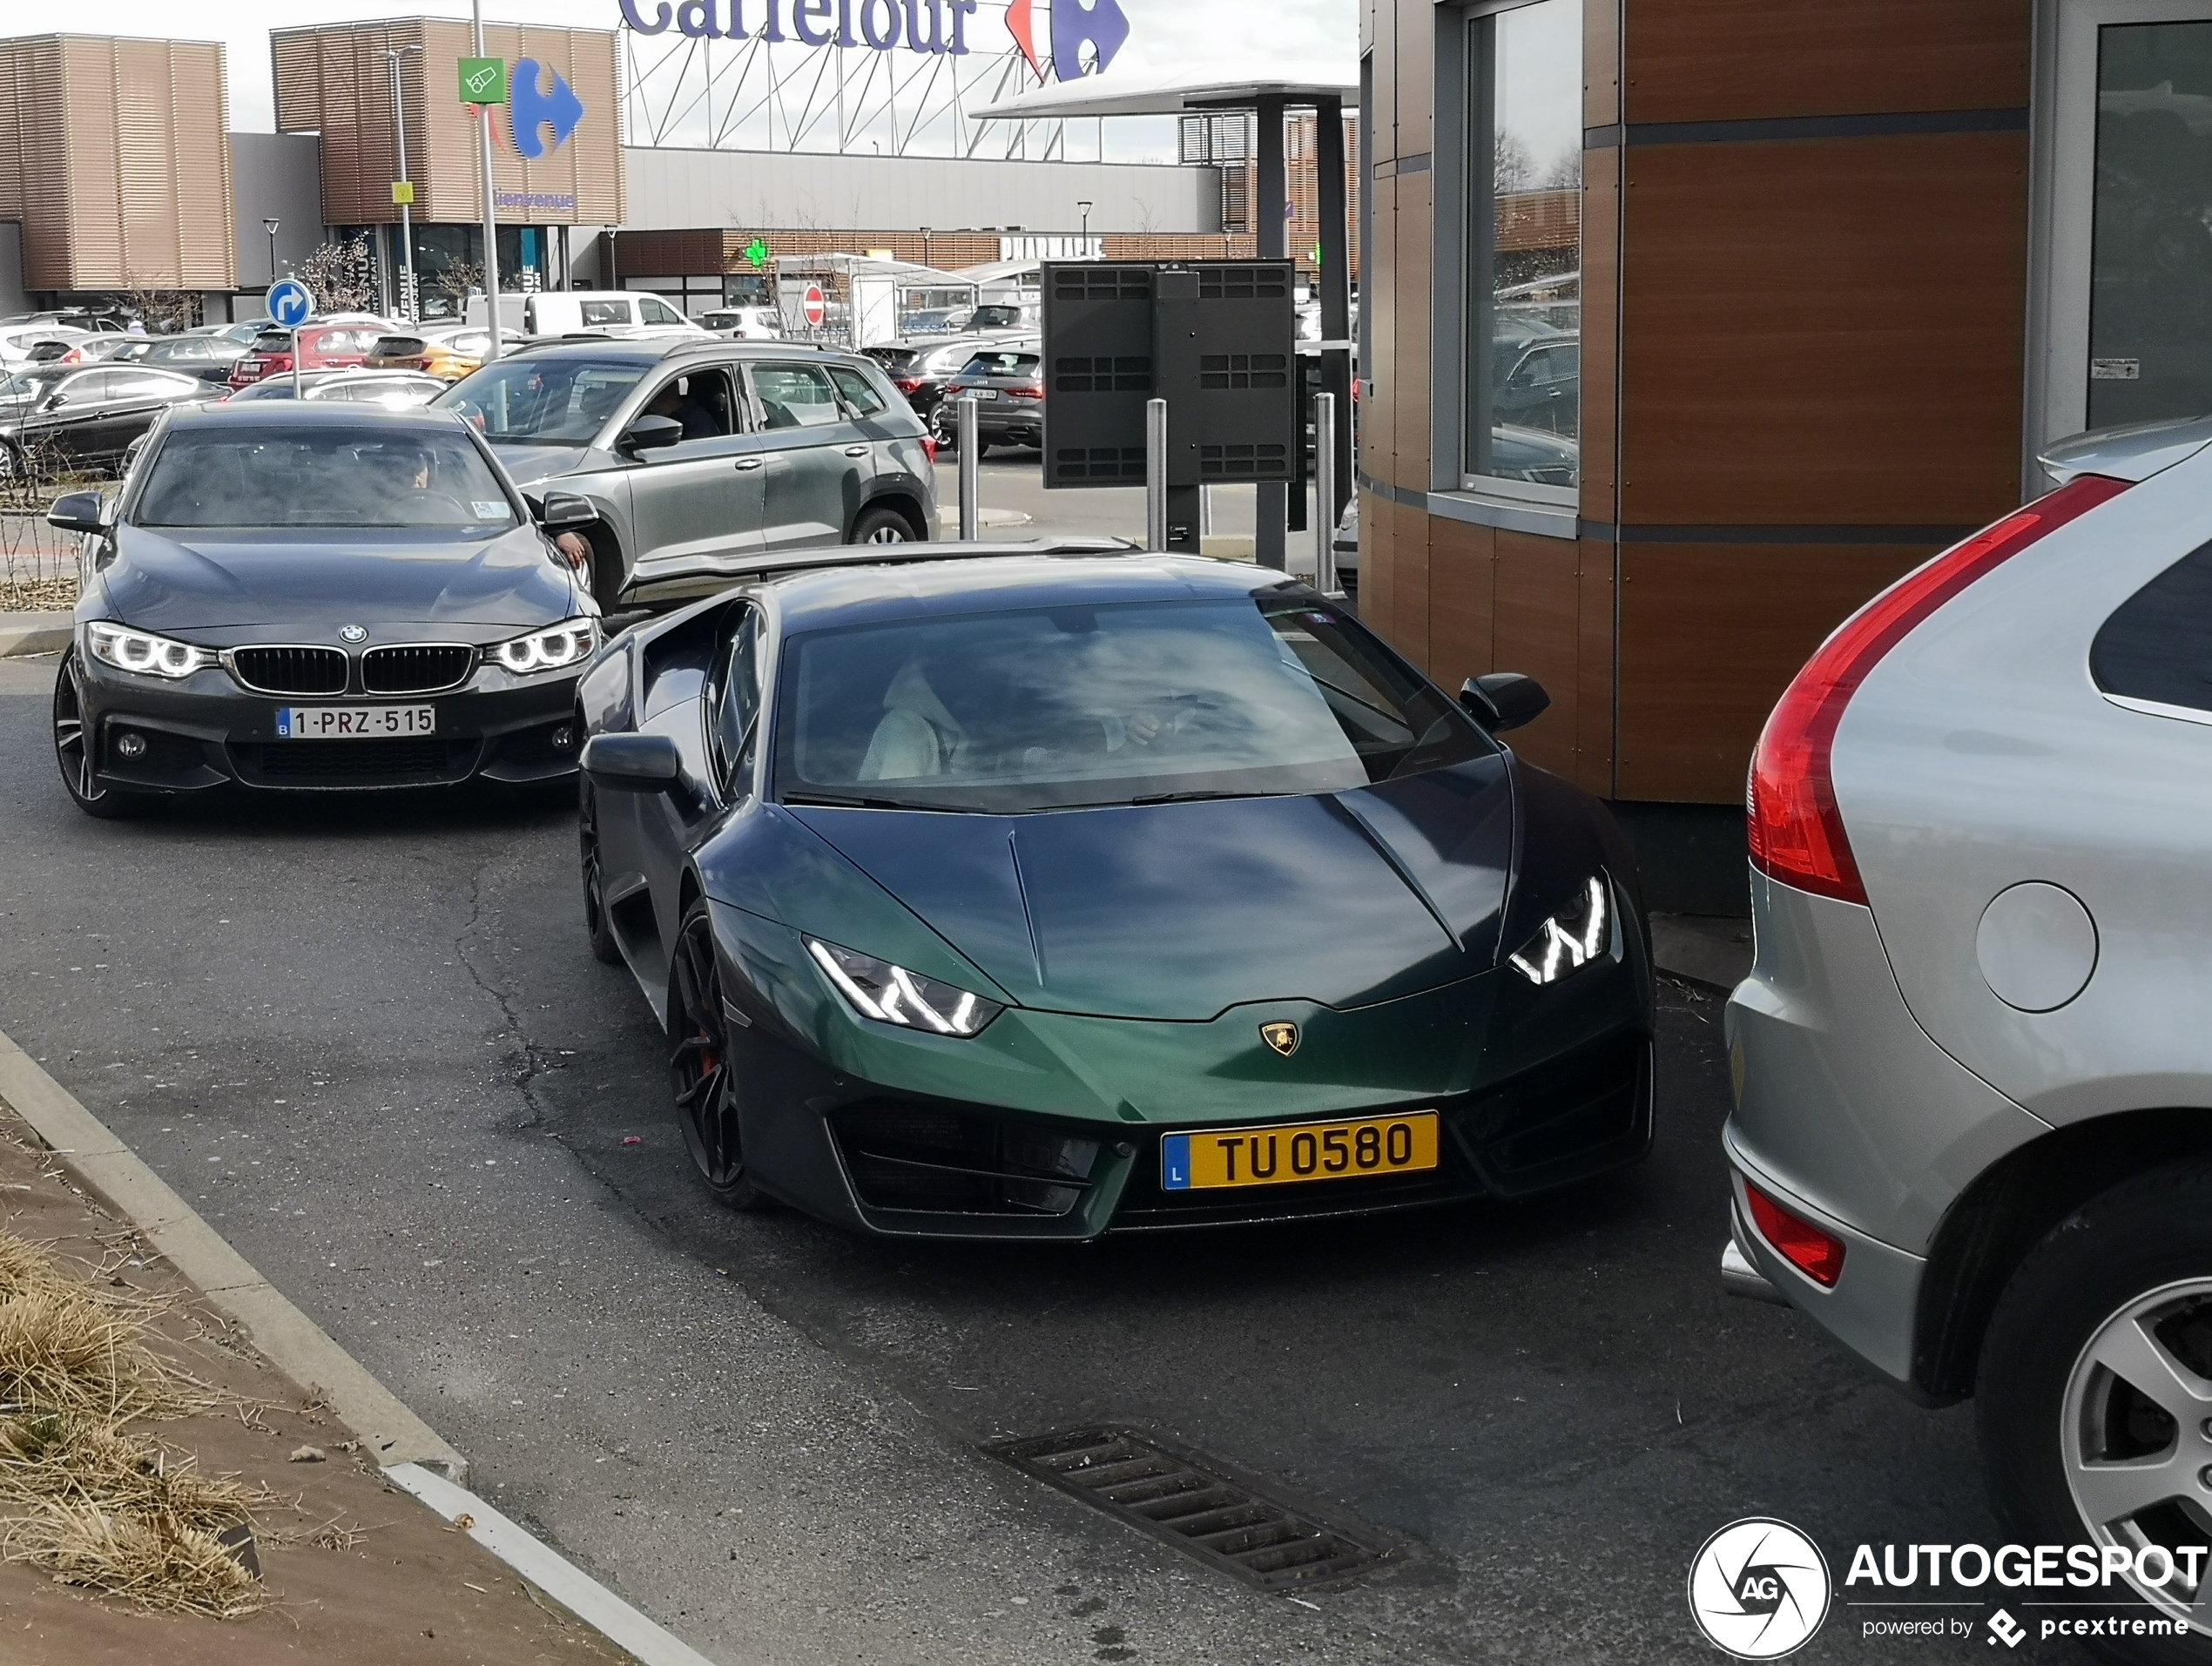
[1358,0,2185,904]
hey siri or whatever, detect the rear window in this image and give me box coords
[827,365,887,415]
[2092,539,2212,716]
[964,352,1041,378]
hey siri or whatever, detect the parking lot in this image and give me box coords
[0,651,2088,1663]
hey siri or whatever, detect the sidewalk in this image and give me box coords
[0,1107,634,1666]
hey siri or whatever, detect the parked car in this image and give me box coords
[226,370,446,408]
[364,324,493,381]
[434,337,939,610]
[468,290,706,341]
[52,336,142,367]
[227,322,391,390]
[48,401,600,814]
[0,326,93,368]
[190,320,274,347]
[1492,337,1579,437]
[78,334,251,386]
[0,365,208,478]
[929,342,1046,454]
[1723,415,2212,1659]
[867,331,1034,425]
[700,306,782,340]
[574,547,1652,1234]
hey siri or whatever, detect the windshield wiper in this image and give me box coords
[780,791,923,810]
[1127,788,1290,806]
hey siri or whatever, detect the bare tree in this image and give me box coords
[1537,145,1583,192]
[118,274,201,334]
[1494,130,1534,194]
[299,234,378,314]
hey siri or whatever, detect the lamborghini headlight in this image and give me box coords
[84,620,217,680]
[806,939,1003,1036]
[1507,875,1612,985]
[494,617,598,675]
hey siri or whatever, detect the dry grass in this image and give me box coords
[0,1231,266,1616]
[0,575,77,613]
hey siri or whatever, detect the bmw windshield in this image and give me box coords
[775,593,1488,813]
[435,357,647,444]
[133,428,519,531]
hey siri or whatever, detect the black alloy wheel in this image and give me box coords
[51,648,141,820]
[577,777,623,966]
[668,900,771,1210]
[851,505,916,544]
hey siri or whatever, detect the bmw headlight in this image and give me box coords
[84,621,217,680]
[1507,875,1613,986]
[494,617,598,675]
[806,939,1003,1036]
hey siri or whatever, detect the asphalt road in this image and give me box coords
[0,652,2093,1665]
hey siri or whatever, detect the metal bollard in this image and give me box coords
[1144,397,1169,553]
[956,394,980,541]
[1312,392,1339,594]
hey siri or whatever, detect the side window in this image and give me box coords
[580,299,630,327]
[2091,540,2212,716]
[709,609,763,797]
[58,372,111,403]
[111,372,185,399]
[827,365,887,415]
[749,364,843,430]
[638,296,686,327]
[637,368,740,442]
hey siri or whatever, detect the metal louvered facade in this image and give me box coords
[0,34,236,292]
[271,20,622,228]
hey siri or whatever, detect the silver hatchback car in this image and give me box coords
[437,339,939,610]
[1724,415,2212,1657]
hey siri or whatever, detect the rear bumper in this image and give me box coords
[75,651,581,793]
[1722,867,2051,1390]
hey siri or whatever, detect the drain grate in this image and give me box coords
[988,1427,1386,1589]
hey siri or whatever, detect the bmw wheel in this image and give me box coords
[851,506,917,545]
[577,777,623,966]
[1978,1162,2212,1663]
[51,648,144,820]
[667,900,771,1210]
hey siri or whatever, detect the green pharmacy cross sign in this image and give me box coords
[744,238,772,270]
[460,57,507,105]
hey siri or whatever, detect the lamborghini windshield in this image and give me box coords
[774,593,1488,813]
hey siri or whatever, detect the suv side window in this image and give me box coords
[707,607,762,798]
[635,368,744,442]
[581,299,632,327]
[750,363,843,429]
[827,365,887,415]
[2091,539,2212,716]
[638,296,687,327]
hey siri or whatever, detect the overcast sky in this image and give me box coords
[67,0,1358,135]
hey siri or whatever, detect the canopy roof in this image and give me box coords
[974,68,1358,122]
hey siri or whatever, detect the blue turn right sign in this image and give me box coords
[266,279,313,329]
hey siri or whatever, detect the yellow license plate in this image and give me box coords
[1160,1111,1440,1191]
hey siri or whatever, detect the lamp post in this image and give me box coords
[262,218,280,286]
[1077,199,1092,243]
[382,44,422,321]
[472,0,503,361]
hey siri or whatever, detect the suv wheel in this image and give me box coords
[1979,1161,2212,1663]
[851,505,918,544]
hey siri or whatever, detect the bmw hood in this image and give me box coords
[98,524,579,634]
[787,759,1515,1021]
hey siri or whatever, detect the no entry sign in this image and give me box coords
[802,284,826,328]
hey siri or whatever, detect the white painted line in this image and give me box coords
[385,1463,724,1666]
[0,1026,466,1477]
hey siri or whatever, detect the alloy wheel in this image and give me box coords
[864,521,912,544]
[669,908,745,1193]
[51,650,103,806]
[2060,1277,2212,1630]
[577,781,622,964]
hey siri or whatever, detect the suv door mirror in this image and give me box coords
[46,490,105,535]
[538,489,597,529]
[581,732,682,792]
[620,413,684,455]
[1460,672,1550,733]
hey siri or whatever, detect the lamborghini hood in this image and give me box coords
[787,758,1514,1021]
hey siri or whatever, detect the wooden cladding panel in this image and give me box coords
[1364,172,1397,482]
[1393,0,1434,159]
[1616,543,1932,803]
[1586,0,1621,130]
[1388,500,1433,671]
[1576,539,1617,795]
[1392,170,1433,492]
[1491,530,1586,782]
[1620,132,2028,528]
[1368,0,1397,164]
[1427,516,1496,697]
[1360,489,1397,652]
[1580,142,1620,523]
[1624,0,2030,125]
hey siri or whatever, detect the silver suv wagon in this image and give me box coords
[437,339,939,609]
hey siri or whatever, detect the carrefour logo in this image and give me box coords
[617,0,1127,71]
[510,58,585,158]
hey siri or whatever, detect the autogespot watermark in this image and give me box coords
[1688,1519,2199,1656]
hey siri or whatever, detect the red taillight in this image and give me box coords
[1745,1182,1846,1287]
[1008,382,1044,400]
[894,376,924,394]
[1747,473,2130,904]
[921,435,938,464]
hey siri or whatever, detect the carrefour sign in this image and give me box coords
[618,0,1127,71]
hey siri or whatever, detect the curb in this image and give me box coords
[388,1465,723,1666]
[0,611,68,658]
[0,1025,732,1666]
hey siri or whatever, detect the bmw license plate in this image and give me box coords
[1160,1110,1440,1191]
[275,705,435,739]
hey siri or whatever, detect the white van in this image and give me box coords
[468,290,708,341]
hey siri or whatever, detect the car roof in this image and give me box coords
[167,400,469,430]
[506,336,880,370]
[757,551,1301,635]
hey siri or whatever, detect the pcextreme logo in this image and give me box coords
[1007,0,1130,81]
[1688,1518,1832,1660]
